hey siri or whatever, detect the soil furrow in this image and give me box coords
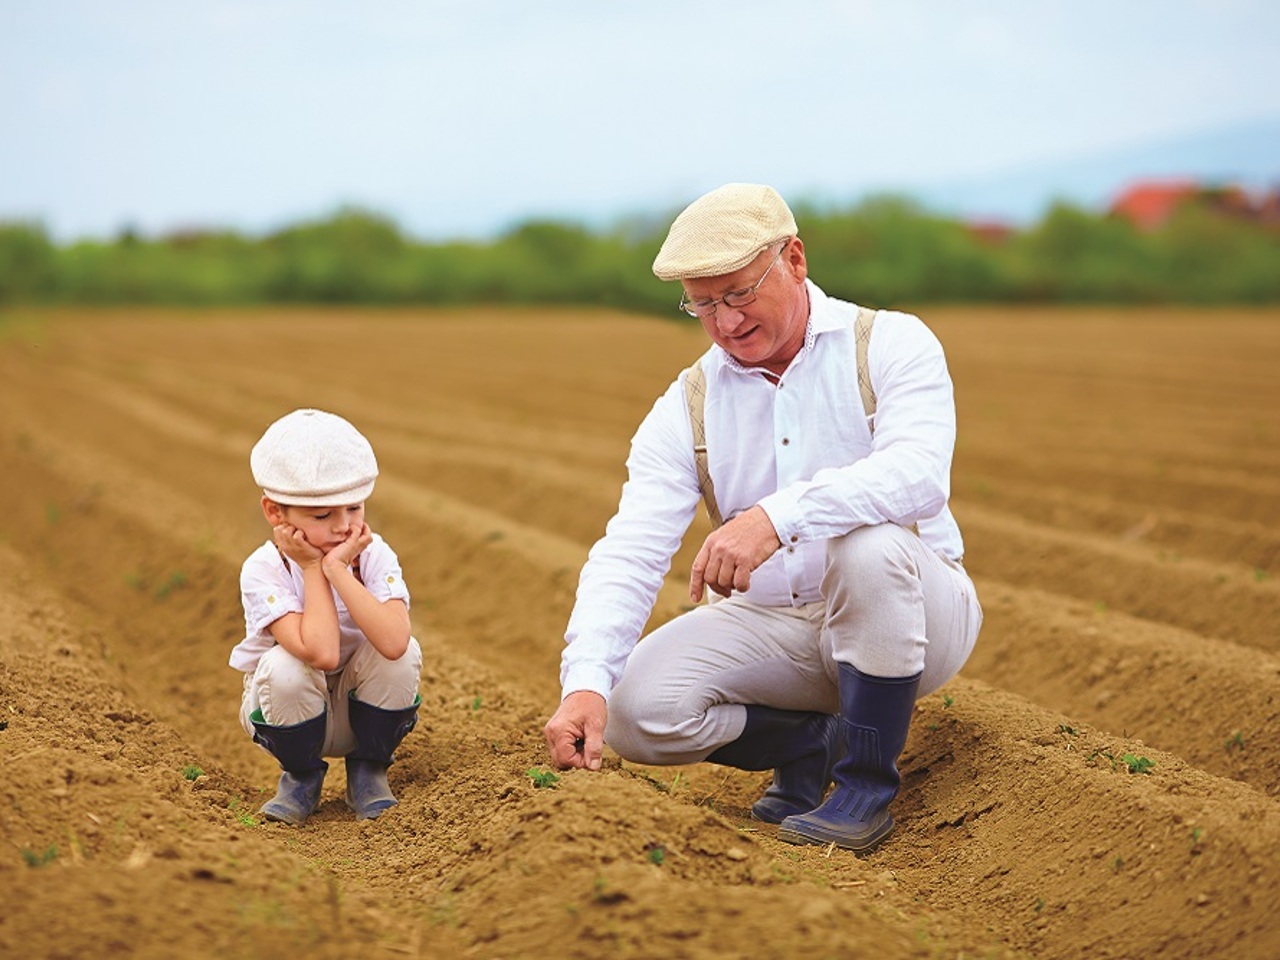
[961,502,1279,651]
[4,305,1280,959]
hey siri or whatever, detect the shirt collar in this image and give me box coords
[715,279,841,377]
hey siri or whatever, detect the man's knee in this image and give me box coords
[825,523,919,586]
[604,677,669,763]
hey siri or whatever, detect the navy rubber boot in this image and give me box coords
[345,693,420,820]
[250,710,329,825]
[778,665,921,852]
[705,705,842,824]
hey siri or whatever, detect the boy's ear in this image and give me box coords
[261,496,286,524]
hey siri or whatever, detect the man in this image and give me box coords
[542,183,982,852]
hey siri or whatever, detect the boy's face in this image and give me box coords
[263,499,367,554]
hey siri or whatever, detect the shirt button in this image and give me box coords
[781,437,790,446]
[787,546,795,554]
[790,535,799,543]
[792,592,799,599]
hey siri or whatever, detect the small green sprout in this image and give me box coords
[1111,856,1124,873]
[1225,731,1245,752]
[1057,724,1078,736]
[1033,898,1044,913]
[527,768,560,789]
[22,845,58,868]
[646,844,665,866]
[470,695,482,713]
[182,764,204,781]
[942,694,954,708]
[154,571,188,599]
[1120,753,1154,775]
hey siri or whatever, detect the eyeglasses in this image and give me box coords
[678,240,789,318]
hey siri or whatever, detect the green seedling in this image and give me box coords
[1111,856,1124,873]
[1254,568,1269,583]
[1225,731,1245,751]
[154,571,187,599]
[182,764,204,781]
[45,503,61,525]
[470,696,482,713]
[646,844,665,866]
[236,812,257,827]
[526,768,560,790]
[942,694,954,708]
[1120,753,1154,775]
[125,572,146,591]
[22,845,58,867]
[1033,898,1044,913]
[1057,724,1078,736]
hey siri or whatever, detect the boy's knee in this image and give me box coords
[257,645,325,698]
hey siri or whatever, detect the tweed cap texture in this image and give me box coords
[652,183,798,281]
[251,409,379,506]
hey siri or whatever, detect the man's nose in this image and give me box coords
[714,303,747,333]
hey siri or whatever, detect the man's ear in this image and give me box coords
[785,236,808,283]
[261,496,286,525]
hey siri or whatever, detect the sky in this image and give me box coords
[3,1,1279,242]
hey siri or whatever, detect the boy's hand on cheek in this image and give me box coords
[324,523,373,572]
[273,523,323,567]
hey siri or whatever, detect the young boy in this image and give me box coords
[230,408,423,825]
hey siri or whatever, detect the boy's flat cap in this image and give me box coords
[251,408,378,506]
[652,183,797,281]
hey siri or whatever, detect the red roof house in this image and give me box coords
[1108,180,1200,231]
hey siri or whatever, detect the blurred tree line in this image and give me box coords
[2,196,1278,310]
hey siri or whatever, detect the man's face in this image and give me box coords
[681,238,809,374]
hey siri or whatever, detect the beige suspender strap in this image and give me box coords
[855,306,917,535]
[682,362,724,529]
[684,305,876,530]
[855,305,877,426]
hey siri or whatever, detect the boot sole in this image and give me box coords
[776,814,894,853]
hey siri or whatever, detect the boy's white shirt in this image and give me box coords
[231,532,410,673]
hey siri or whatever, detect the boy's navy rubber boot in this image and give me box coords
[778,665,921,852]
[705,705,842,824]
[250,710,329,826]
[345,693,420,820]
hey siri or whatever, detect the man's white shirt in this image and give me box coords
[560,280,965,701]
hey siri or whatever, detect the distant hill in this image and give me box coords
[904,115,1280,225]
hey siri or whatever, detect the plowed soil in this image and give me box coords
[1,304,1278,960]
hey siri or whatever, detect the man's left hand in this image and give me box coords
[689,505,782,603]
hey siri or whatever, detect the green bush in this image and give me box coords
[2,196,1277,309]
